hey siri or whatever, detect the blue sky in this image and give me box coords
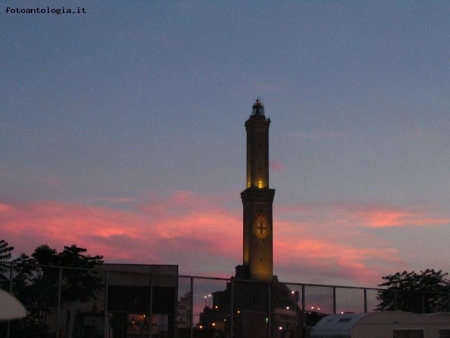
[1,1,450,287]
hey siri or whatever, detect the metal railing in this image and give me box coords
[1,262,450,338]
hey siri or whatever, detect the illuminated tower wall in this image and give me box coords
[240,99,275,281]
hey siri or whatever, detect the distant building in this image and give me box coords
[176,292,192,328]
[56,264,178,338]
[97,264,178,337]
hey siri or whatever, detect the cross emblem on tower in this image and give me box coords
[257,222,267,235]
[253,213,270,239]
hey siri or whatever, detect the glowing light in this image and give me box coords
[258,180,263,188]
[279,326,283,330]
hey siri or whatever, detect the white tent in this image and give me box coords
[310,311,450,338]
[0,289,27,322]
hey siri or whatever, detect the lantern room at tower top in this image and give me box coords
[252,98,264,116]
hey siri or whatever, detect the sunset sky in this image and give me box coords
[2,1,450,288]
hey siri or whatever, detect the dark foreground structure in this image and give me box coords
[198,276,301,338]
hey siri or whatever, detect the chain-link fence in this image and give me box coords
[1,263,450,338]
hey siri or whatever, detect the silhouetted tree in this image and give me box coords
[0,240,14,261]
[376,269,450,313]
[0,241,104,338]
[55,245,104,304]
[0,239,14,288]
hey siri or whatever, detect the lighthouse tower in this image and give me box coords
[240,99,275,281]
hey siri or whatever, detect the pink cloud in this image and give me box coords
[271,201,450,285]
[0,193,241,277]
[269,160,285,172]
[343,203,450,228]
[277,202,450,229]
[1,194,448,287]
[272,216,403,286]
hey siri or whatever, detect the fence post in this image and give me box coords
[190,277,194,338]
[422,291,425,314]
[364,288,368,313]
[267,282,271,338]
[149,273,153,338]
[104,271,109,338]
[302,285,306,338]
[56,267,62,338]
[333,287,336,314]
[230,279,234,338]
[7,262,13,338]
[394,290,397,311]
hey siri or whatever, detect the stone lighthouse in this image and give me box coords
[239,99,275,281]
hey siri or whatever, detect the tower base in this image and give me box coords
[235,265,250,279]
